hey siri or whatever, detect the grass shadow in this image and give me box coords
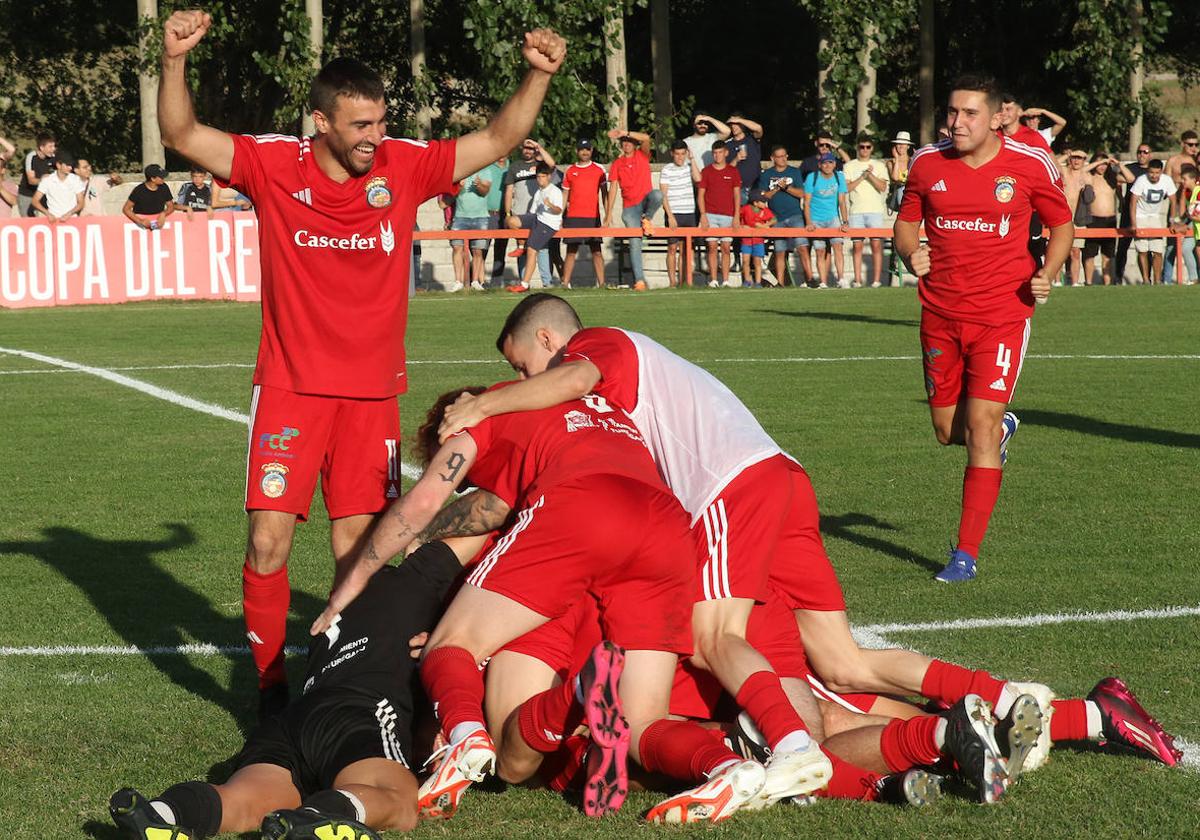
[821,511,943,574]
[754,308,919,328]
[1019,408,1200,450]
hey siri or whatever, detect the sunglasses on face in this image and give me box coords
[1186,142,1199,147]
[818,143,833,149]
[1138,150,1151,154]
[858,145,872,150]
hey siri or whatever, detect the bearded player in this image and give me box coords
[156,10,566,718]
[893,75,1072,582]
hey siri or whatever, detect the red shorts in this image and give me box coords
[920,308,1031,407]
[669,595,811,720]
[503,597,602,681]
[695,455,846,612]
[245,384,401,521]
[466,474,694,655]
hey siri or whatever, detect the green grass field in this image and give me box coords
[2,286,1198,838]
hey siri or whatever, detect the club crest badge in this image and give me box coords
[994,176,1016,204]
[365,176,392,208]
[260,462,289,498]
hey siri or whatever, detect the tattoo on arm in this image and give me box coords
[439,452,467,483]
[418,490,510,542]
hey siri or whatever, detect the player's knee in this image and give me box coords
[931,421,955,446]
[245,531,289,574]
[496,753,541,785]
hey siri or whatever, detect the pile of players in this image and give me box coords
[111,294,1182,840]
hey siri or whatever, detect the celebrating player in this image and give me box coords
[893,75,1073,582]
[156,9,567,719]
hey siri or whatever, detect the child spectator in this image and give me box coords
[31,149,85,222]
[660,140,702,287]
[513,163,563,292]
[698,141,742,287]
[175,167,214,220]
[123,164,176,229]
[738,189,776,286]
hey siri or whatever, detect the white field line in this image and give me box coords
[0,347,423,481]
[3,353,1199,377]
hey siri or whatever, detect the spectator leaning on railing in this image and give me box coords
[76,159,122,216]
[123,164,176,230]
[175,166,215,220]
[803,151,849,288]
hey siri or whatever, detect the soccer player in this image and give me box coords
[108,538,479,840]
[893,74,1073,582]
[155,9,566,719]
[312,386,777,823]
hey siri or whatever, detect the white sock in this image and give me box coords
[1085,700,1104,740]
[449,721,486,746]
[993,683,1020,719]
[933,717,949,750]
[336,789,367,823]
[773,730,813,753]
[706,758,739,778]
[149,801,176,824]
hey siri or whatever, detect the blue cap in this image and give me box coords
[818,152,837,163]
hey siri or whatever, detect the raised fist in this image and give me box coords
[164,10,212,59]
[522,29,567,75]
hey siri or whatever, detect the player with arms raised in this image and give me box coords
[154,10,566,718]
[893,75,1072,582]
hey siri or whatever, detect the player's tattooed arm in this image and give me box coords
[418,489,512,542]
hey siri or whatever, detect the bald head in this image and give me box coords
[496,293,583,353]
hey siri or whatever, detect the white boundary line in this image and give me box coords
[0,347,423,481]
[3,353,1198,377]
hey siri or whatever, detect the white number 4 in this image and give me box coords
[995,343,1012,377]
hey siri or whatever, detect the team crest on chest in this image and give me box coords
[365,176,392,208]
[994,176,1016,204]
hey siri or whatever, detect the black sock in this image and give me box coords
[155,781,222,838]
[301,789,358,819]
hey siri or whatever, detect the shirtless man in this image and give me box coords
[1059,149,1091,286]
[1164,130,1198,215]
[1082,154,1121,285]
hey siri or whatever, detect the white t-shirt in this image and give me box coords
[659,162,696,215]
[843,159,889,214]
[1037,127,1057,147]
[34,172,85,217]
[532,183,564,230]
[684,134,718,169]
[1130,174,1177,224]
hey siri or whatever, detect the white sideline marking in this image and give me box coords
[1176,739,1200,772]
[3,353,1198,377]
[0,347,423,481]
[856,604,1200,639]
[0,643,305,657]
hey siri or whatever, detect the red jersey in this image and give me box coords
[222,133,455,398]
[999,124,1052,153]
[899,136,1071,326]
[562,161,607,218]
[699,165,741,217]
[610,150,653,207]
[463,382,663,510]
[738,204,774,245]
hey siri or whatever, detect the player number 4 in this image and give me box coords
[995,343,1012,378]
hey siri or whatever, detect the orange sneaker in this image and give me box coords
[417,728,496,819]
[644,760,766,824]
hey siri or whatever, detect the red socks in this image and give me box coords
[420,646,485,737]
[734,670,810,748]
[920,659,1007,708]
[813,752,884,802]
[1050,699,1091,742]
[638,720,741,782]
[957,466,1003,558]
[879,716,943,772]
[242,563,289,689]
[518,679,582,753]
[540,735,591,792]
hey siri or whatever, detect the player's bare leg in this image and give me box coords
[793,609,932,698]
[216,763,304,832]
[491,651,561,783]
[326,757,420,831]
[779,676,826,740]
[561,243,579,288]
[330,514,373,589]
[244,510,298,717]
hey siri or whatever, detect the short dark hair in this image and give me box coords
[952,75,1003,114]
[1148,158,1165,170]
[309,57,385,116]
[495,293,582,354]
[770,144,788,155]
[712,138,727,151]
[1001,91,1021,107]
[190,166,207,175]
[1182,129,1198,142]
[856,132,874,145]
[670,140,687,152]
[535,162,554,176]
[36,132,55,147]
[815,131,834,142]
[1180,164,1199,179]
[414,386,487,467]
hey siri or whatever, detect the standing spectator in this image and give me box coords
[516,163,564,291]
[1115,144,1152,282]
[803,152,849,288]
[724,115,763,204]
[560,139,607,289]
[1059,150,1092,286]
[31,149,85,222]
[1018,107,1068,148]
[738,189,775,286]
[683,113,731,169]
[603,129,662,288]
[757,144,808,286]
[799,131,848,182]
[843,133,889,287]
[76,159,123,216]
[122,164,176,229]
[998,95,1052,151]
[659,140,701,287]
[502,139,556,285]
[1177,164,1200,283]
[175,166,215,220]
[482,155,506,282]
[1130,159,1176,284]
[450,163,499,291]
[697,141,741,287]
[886,131,914,284]
[0,136,16,211]
[17,133,56,217]
[1164,131,1199,283]
[1164,130,1198,195]
[1081,154,1121,285]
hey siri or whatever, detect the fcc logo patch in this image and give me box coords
[260,462,289,498]
[994,176,1016,204]
[366,176,392,208]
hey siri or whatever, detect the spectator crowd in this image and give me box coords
[4,104,1198,291]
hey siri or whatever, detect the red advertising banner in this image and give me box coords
[0,213,262,308]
